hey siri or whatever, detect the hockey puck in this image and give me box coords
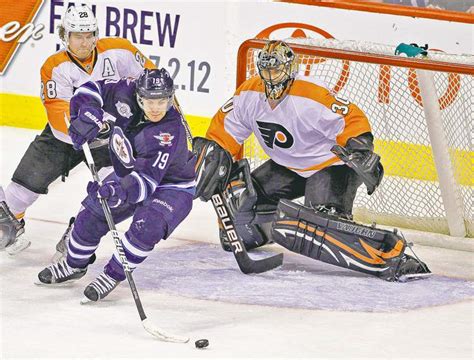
[194,339,209,349]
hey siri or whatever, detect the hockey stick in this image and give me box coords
[173,95,193,145]
[82,142,189,343]
[174,105,283,274]
[210,192,283,274]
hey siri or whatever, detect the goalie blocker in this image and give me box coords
[272,199,431,281]
[193,137,233,201]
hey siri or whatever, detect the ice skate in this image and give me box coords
[0,201,30,255]
[36,258,87,285]
[395,254,431,282]
[51,217,75,262]
[81,272,121,304]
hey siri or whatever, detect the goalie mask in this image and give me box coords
[257,40,298,100]
[136,69,175,122]
[60,5,98,51]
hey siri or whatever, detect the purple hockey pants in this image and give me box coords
[66,180,193,281]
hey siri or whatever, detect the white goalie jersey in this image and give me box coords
[206,74,372,177]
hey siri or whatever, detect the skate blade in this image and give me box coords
[6,238,31,255]
[80,296,95,305]
[34,277,83,287]
[397,272,432,282]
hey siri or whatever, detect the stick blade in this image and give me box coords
[238,252,284,274]
[142,319,190,343]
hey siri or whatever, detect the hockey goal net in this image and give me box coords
[237,38,473,238]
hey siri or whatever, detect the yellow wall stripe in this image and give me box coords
[1,93,472,186]
[0,93,47,129]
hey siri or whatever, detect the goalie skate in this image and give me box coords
[394,254,431,282]
[81,272,121,304]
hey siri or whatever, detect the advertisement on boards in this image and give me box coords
[1,0,472,127]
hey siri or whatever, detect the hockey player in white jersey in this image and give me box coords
[0,5,155,256]
[193,40,430,281]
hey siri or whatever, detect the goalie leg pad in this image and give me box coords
[218,222,270,252]
[271,199,430,281]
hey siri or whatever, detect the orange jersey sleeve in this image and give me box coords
[206,106,243,157]
[206,77,263,157]
[40,51,72,136]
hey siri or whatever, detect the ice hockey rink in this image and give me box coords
[1,127,473,359]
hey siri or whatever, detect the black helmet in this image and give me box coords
[136,68,175,111]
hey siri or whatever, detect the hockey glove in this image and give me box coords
[193,137,233,202]
[331,133,384,195]
[86,181,100,197]
[97,180,127,208]
[69,106,105,150]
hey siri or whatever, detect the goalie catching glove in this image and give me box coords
[331,133,383,195]
[193,137,233,201]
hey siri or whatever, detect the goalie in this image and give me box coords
[193,40,430,281]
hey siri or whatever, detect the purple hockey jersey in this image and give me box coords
[71,78,196,202]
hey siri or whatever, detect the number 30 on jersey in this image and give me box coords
[331,95,350,115]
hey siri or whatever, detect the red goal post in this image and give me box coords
[236,38,473,238]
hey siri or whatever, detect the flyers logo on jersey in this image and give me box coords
[257,121,294,149]
[0,0,45,75]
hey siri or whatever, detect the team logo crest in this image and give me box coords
[256,121,294,149]
[154,132,174,146]
[111,127,135,168]
[115,101,133,118]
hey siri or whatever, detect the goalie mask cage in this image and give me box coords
[237,38,473,238]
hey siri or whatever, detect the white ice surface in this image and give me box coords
[1,126,473,359]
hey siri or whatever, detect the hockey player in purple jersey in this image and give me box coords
[36,69,196,302]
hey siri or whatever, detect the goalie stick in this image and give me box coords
[211,192,283,274]
[82,142,189,343]
[175,104,283,274]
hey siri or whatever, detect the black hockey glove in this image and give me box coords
[193,137,233,202]
[331,133,384,195]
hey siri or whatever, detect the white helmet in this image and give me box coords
[61,5,98,47]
